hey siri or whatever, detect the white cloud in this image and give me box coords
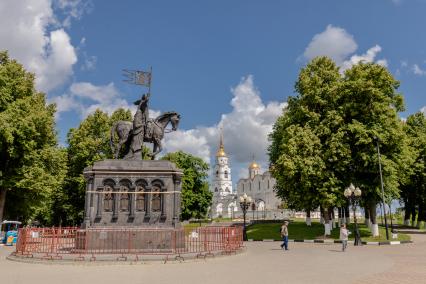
[413,64,426,76]
[163,75,287,170]
[52,82,135,118]
[0,0,78,92]
[165,129,212,163]
[341,45,387,72]
[304,25,357,65]
[54,0,92,28]
[81,55,97,71]
[52,81,162,120]
[77,36,97,71]
[52,93,79,116]
[303,25,387,72]
[32,29,77,92]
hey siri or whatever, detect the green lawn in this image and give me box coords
[212,217,233,222]
[183,223,209,229]
[246,222,324,240]
[246,220,411,242]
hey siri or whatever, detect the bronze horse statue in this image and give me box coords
[110,111,180,160]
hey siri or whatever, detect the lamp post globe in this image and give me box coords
[344,187,352,198]
[354,187,362,197]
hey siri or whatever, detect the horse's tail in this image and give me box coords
[110,122,118,155]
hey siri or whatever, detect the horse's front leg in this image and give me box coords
[115,138,126,158]
[150,140,162,160]
[151,144,157,160]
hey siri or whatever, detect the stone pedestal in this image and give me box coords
[82,159,183,229]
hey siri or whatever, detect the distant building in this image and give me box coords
[236,160,281,211]
[210,131,238,218]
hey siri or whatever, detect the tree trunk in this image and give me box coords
[364,205,371,227]
[330,208,335,229]
[416,201,424,228]
[323,208,331,236]
[403,196,411,226]
[306,210,311,226]
[404,202,411,226]
[345,205,350,224]
[0,188,7,222]
[320,206,324,224]
[368,201,379,237]
[411,201,417,226]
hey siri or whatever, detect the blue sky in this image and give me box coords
[2,0,426,184]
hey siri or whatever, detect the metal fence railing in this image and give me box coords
[14,226,243,261]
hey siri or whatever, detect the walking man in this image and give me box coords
[340,224,349,251]
[280,220,289,250]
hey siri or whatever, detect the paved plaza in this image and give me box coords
[1,234,425,284]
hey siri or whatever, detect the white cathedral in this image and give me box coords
[209,132,284,219]
[236,160,281,211]
[210,132,238,218]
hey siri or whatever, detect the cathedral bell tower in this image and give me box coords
[211,130,233,197]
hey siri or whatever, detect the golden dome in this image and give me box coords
[216,146,227,157]
[216,128,227,157]
[249,161,260,169]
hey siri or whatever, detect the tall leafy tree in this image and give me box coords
[0,51,66,224]
[269,57,409,235]
[401,112,426,227]
[269,57,345,233]
[340,63,410,228]
[162,151,212,221]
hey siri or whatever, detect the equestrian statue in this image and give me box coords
[110,92,180,160]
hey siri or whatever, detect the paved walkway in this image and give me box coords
[1,234,425,284]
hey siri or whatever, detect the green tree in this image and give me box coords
[269,57,409,235]
[0,51,66,224]
[52,108,132,225]
[162,151,212,221]
[269,57,345,232]
[401,112,426,227]
[340,62,410,228]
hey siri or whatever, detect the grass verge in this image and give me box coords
[246,220,411,242]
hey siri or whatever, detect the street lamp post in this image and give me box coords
[239,193,252,241]
[375,137,390,240]
[344,183,362,246]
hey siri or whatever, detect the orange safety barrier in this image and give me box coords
[14,226,243,261]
